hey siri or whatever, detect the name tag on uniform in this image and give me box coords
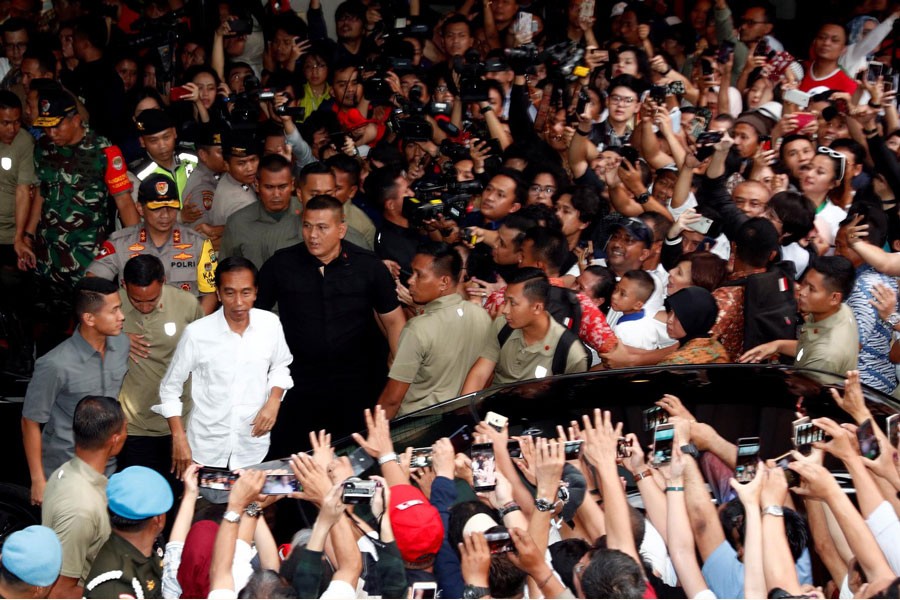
[456,307,464,317]
[1,157,11,170]
[164,322,177,336]
[535,365,548,378]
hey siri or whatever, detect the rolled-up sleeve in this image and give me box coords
[22,354,63,423]
[266,320,293,396]
[865,500,900,576]
[153,328,196,419]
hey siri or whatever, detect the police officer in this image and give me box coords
[127,109,198,205]
[180,124,226,247]
[83,466,173,600]
[208,130,260,227]
[0,525,63,598]
[87,173,218,314]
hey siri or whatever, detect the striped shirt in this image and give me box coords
[847,265,898,393]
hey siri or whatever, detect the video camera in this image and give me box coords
[453,50,490,103]
[227,74,272,126]
[505,41,586,84]
[127,8,188,83]
[402,178,483,228]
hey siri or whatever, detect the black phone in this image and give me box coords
[329,131,348,148]
[888,414,899,448]
[649,84,667,104]
[700,59,713,76]
[753,39,770,58]
[716,41,735,64]
[783,467,800,487]
[228,18,253,36]
[735,437,760,483]
[471,442,497,491]
[696,130,724,145]
[564,440,584,460]
[199,467,237,490]
[349,447,376,476]
[857,418,880,460]
[410,447,433,469]
[642,406,669,431]
[507,439,523,458]
[485,531,514,554]
[651,424,675,467]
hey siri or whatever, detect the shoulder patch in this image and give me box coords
[202,190,214,211]
[97,240,116,258]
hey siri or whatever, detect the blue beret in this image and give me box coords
[1,526,62,587]
[107,466,174,520]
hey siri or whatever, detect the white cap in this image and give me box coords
[807,86,831,97]
[665,16,683,26]
[611,2,627,17]
[756,101,783,122]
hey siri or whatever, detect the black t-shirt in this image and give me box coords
[72,58,127,144]
[375,220,424,281]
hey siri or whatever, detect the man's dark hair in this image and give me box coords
[305,194,345,220]
[771,191,815,245]
[506,267,550,304]
[298,161,334,187]
[490,167,528,213]
[581,548,646,598]
[638,211,669,243]
[215,256,259,288]
[325,153,361,187]
[523,226,569,274]
[842,201,888,249]
[682,252,727,291]
[621,269,655,303]
[257,153,292,177]
[108,510,153,534]
[830,138,866,170]
[0,563,27,594]
[441,14,473,37]
[74,276,119,320]
[123,254,165,287]
[778,134,814,162]
[327,57,362,85]
[73,15,107,50]
[73,395,125,451]
[583,265,616,313]
[1,17,29,35]
[518,203,561,231]
[269,12,308,39]
[745,1,775,23]
[721,499,809,560]
[448,501,500,549]
[366,166,406,210]
[549,539,592,591]
[569,185,603,226]
[608,73,647,98]
[416,241,462,281]
[260,119,287,141]
[502,213,539,236]
[810,255,855,300]
[0,89,21,111]
[487,527,527,599]
[22,48,55,79]
[239,569,296,599]
[734,217,779,268]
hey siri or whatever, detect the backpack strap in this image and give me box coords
[552,328,585,375]
[497,323,514,348]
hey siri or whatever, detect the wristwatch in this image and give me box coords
[680,443,700,459]
[761,505,784,517]
[462,585,490,599]
[223,510,241,524]
[535,497,560,512]
[635,191,651,204]
[244,502,262,518]
[887,313,900,327]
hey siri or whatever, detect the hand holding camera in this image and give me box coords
[729,461,765,508]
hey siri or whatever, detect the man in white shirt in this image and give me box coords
[154,256,293,481]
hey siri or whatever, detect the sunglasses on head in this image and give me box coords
[816,145,846,182]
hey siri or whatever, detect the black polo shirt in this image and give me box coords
[257,240,399,443]
[375,220,423,282]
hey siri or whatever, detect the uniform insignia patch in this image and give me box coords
[146,580,156,591]
[40,99,50,113]
[204,262,213,272]
[180,283,191,291]
[173,243,193,250]
[128,244,145,252]
[202,190,214,210]
[173,252,193,260]
[156,181,169,195]
[97,241,116,257]
[1,157,11,170]
[112,156,123,171]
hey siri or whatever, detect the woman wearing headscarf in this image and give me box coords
[840,11,900,78]
[657,286,729,365]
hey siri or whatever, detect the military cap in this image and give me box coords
[33,89,78,127]
[1,526,63,587]
[107,466,174,520]
[138,173,181,209]
[134,108,175,136]
[222,130,260,159]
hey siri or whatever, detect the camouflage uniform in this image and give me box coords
[33,128,131,289]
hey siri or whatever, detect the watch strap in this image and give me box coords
[377,452,398,465]
[761,505,784,517]
[223,510,241,524]
[463,584,490,599]
[634,468,653,482]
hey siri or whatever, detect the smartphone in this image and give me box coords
[198,467,237,490]
[411,582,438,599]
[759,135,772,152]
[700,59,713,77]
[578,0,595,21]
[735,437,760,483]
[867,61,884,83]
[449,424,473,453]
[261,472,300,495]
[349,447,376,476]
[484,531,514,554]
[652,424,675,467]
[471,442,497,491]
[486,411,509,432]
[753,39,770,58]
[649,84,667,104]
[410,447,433,469]
[792,112,816,132]
[833,98,849,115]
[564,440,584,460]
[170,85,192,101]
[782,88,810,109]
[329,131,348,148]
[642,406,669,431]
[791,416,809,445]
[696,130,724,145]
[783,467,800,487]
[617,437,633,458]
[228,18,253,36]
[716,41,735,64]
[888,414,899,448]
[857,418,880,460]
[686,216,713,235]
[507,439,523,458]
[794,422,827,454]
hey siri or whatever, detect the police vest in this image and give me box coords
[132,152,198,201]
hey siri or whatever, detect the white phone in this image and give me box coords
[579,0,595,21]
[485,411,509,431]
[515,11,536,42]
[783,88,810,109]
[686,216,713,235]
[410,582,438,599]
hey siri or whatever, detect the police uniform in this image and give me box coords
[32,88,132,289]
[181,163,220,226]
[126,109,198,207]
[83,467,173,600]
[208,131,259,226]
[87,174,217,296]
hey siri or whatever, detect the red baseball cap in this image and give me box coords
[389,484,444,564]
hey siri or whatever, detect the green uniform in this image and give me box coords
[0,128,35,244]
[83,533,163,599]
[87,225,217,296]
[389,293,493,416]
[33,128,132,288]
[345,202,376,250]
[220,196,304,269]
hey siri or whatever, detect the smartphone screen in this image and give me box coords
[471,442,497,491]
[857,418,880,460]
[888,414,899,448]
[170,86,191,101]
[735,437,760,483]
[617,437,633,458]
[261,473,299,495]
[696,130,724,145]
[449,424,473,453]
[349,447,376,476]
[199,467,236,490]
[652,424,675,466]
[794,422,826,454]
[760,136,772,152]
[507,439,523,458]
[410,447,433,469]
[485,531,514,554]
[642,406,668,431]
[411,583,438,599]
[564,440,584,460]
[868,61,884,83]
[716,41,735,64]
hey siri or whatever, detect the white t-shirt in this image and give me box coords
[614,313,661,350]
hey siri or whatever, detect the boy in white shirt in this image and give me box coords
[610,270,661,350]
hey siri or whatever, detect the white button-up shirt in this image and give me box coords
[154,308,293,469]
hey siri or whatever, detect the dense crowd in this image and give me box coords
[1,0,900,597]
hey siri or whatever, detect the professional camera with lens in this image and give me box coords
[453,50,489,103]
[341,477,378,504]
[127,8,187,83]
[389,85,435,142]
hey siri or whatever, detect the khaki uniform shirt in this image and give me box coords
[84,533,163,599]
[390,294,492,416]
[345,202,376,250]
[0,128,35,244]
[481,316,589,385]
[209,173,257,226]
[220,197,304,269]
[42,457,111,583]
[118,285,204,437]
[795,303,859,376]
[87,225,217,296]
[181,161,221,226]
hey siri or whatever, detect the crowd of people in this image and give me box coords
[1,0,900,596]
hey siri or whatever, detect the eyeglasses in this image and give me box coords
[434,85,449,93]
[817,146,846,181]
[4,42,26,51]
[529,184,556,195]
[609,94,637,105]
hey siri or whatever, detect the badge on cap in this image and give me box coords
[40,99,49,114]
[155,181,169,195]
